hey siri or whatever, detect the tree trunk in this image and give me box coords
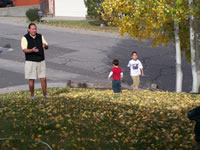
[174,21,183,93]
[189,0,200,93]
[195,19,200,92]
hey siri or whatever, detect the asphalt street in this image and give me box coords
[0,17,193,92]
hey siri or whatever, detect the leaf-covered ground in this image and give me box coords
[0,88,199,150]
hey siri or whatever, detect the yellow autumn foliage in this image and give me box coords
[0,88,199,149]
[102,0,189,47]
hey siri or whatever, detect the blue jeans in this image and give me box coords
[112,80,121,93]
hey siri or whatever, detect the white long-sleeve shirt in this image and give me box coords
[108,72,123,78]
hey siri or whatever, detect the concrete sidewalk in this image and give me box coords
[43,16,87,21]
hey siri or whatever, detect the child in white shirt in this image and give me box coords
[127,51,144,90]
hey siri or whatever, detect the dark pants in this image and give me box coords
[112,80,121,93]
[195,122,200,142]
[188,106,200,150]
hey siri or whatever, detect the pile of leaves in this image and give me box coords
[0,88,199,149]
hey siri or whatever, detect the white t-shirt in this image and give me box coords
[127,59,143,76]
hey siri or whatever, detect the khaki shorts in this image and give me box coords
[25,61,46,79]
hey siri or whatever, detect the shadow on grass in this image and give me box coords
[0,88,197,149]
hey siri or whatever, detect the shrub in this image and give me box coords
[26,8,40,22]
[84,0,104,20]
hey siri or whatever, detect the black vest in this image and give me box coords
[24,33,45,62]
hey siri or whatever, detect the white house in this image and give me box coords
[49,0,87,18]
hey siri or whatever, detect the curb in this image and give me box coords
[0,82,66,94]
[0,81,132,94]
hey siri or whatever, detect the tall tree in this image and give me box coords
[189,0,200,93]
[195,18,200,92]
[102,0,189,92]
[172,0,189,92]
[174,21,183,92]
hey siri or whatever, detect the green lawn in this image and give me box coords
[43,20,119,33]
[0,88,199,150]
